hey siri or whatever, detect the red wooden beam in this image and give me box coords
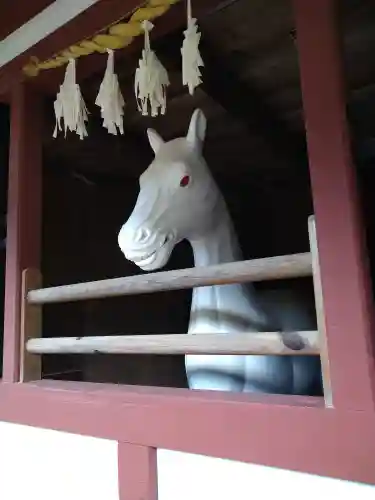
[118,443,157,500]
[293,0,375,411]
[0,0,54,41]
[0,381,374,484]
[0,0,145,99]
[2,84,42,382]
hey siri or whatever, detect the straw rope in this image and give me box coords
[23,0,179,77]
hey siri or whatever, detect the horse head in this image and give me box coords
[118,109,222,271]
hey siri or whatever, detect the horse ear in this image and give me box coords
[147,128,164,154]
[186,109,207,149]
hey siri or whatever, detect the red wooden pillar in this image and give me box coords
[293,0,375,410]
[118,443,157,500]
[2,84,42,382]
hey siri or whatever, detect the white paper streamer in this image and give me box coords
[53,58,89,140]
[134,20,170,117]
[96,49,125,135]
[181,0,204,95]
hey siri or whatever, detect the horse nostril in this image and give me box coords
[136,227,150,243]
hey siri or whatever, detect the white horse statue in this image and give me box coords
[118,109,321,395]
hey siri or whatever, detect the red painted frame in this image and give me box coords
[1,0,375,495]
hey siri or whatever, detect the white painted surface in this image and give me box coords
[0,0,100,68]
[0,421,119,500]
[157,449,375,500]
[0,420,373,499]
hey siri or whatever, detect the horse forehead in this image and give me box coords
[157,139,191,163]
[145,142,192,177]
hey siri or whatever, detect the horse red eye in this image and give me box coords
[180,175,190,187]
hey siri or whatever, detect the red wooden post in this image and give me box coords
[118,443,157,500]
[293,0,375,410]
[2,84,42,382]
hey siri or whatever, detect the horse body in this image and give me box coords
[118,109,321,395]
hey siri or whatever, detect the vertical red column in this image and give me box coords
[2,84,42,382]
[293,0,375,410]
[118,443,157,500]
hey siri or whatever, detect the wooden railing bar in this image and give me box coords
[27,252,312,305]
[20,269,42,382]
[26,330,320,356]
[308,216,333,407]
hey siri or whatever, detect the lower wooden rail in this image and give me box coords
[26,331,320,355]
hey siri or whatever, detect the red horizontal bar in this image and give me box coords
[0,380,374,484]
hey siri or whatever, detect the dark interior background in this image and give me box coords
[1,0,375,386]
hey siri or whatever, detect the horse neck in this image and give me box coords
[188,200,269,333]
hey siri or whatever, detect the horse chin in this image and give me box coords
[134,241,175,272]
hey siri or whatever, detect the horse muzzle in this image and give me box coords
[118,226,176,271]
